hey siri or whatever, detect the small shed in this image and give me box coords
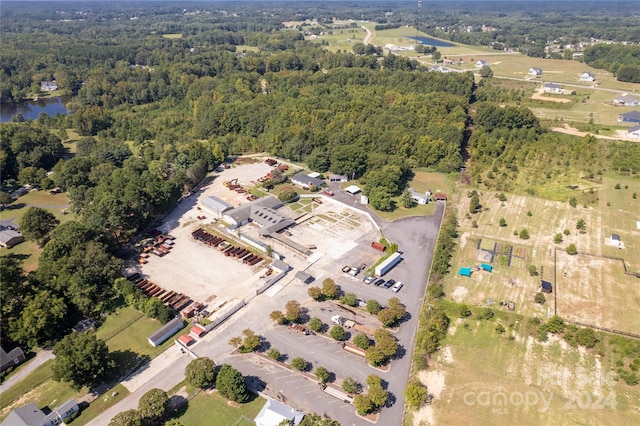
[481,263,493,272]
[190,324,207,338]
[611,233,620,242]
[147,317,184,347]
[459,267,472,277]
[178,334,195,347]
[294,270,313,284]
[508,301,515,311]
[435,193,447,202]
[541,280,553,294]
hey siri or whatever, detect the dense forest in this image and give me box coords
[1,1,639,353]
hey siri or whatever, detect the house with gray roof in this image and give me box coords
[0,219,24,248]
[528,67,542,76]
[614,94,639,106]
[618,110,640,123]
[627,125,640,138]
[580,72,595,81]
[543,82,563,93]
[0,345,26,372]
[291,173,324,189]
[1,399,78,426]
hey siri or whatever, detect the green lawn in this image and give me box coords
[71,384,130,426]
[172,391,265,426]
[0,360,85,422]
[0,190,74,271]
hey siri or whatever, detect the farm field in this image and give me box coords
[416,311,640,426]
[447,175,640,333]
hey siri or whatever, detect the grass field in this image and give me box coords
[162,33,183,39]
[0,190,73,271]
[416,307,640,426]
[172,391,265,426]
[72,384,130,426]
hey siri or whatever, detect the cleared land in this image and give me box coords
[418,311,640,426]
[447,175,640,333]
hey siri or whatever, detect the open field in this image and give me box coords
[418,309,640,426]
[72,384,130,426]
[172,391,265,425]
[447,174,640,332]
[0,190,73,271]
[161,33,183,39]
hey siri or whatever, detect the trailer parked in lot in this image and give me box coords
[374,252,402,276]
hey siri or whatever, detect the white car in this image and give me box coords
[391,281,404,293]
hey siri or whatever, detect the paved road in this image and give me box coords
[0,349,54,393]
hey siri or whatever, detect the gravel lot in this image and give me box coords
[129,161,380,314]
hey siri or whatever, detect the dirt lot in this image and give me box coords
[129,160,379,313]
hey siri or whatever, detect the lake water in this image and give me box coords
[0,96,70,122]
[406,36,454,47]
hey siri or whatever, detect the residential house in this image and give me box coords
[1,399,79,426]
[0,219,24,248]
[39,81,57,92]
[0,345,26,372]
[431,65,451,73]
[291,173,324,189]
[543,82,563,94]
[409,188,429,205]
[618,110,640,123]
[254,399,305,426]
[627,126,640,138]
[475,59,488,68]
[528,67,543,76]
[580,72,595,82]
[613,93,639,106]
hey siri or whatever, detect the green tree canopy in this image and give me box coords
[185,357,217,389]
[19,207,60,245]
[52,332,114,390]
[138,388,170,422]
[216,364,249,402]
[108,410,142,426]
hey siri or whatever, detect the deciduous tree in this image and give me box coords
[138,388,169,422]
[19,207,60,246]
[216,364,249,402]
[185,357,217,389]
[52,332,113,390]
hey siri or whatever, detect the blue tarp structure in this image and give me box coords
[459,267,472,277]
[481,263,493,272]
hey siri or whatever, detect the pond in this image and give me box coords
[406,36,454,47]
[0,96,70,122]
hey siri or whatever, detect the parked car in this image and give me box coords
[383,279,396,288]
[374,279,385,287]
[323,190,334,196]
[391,281,404,293]
[363,275,375,285]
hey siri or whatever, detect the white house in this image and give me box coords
[528,67,543,76]
[614,93,639,106]
[1,399,79,426]
[580,72,595,82]
[475,60,488,68]
[254,399,305,426]
[627,125,640,138]
[40,81,57,91]
[291,173,324,189]
[543,82,563,94]
[409,188,429,204]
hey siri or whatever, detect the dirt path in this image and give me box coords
[548,124,620,140]
[531,92,571,103]
[362,25,372,45]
